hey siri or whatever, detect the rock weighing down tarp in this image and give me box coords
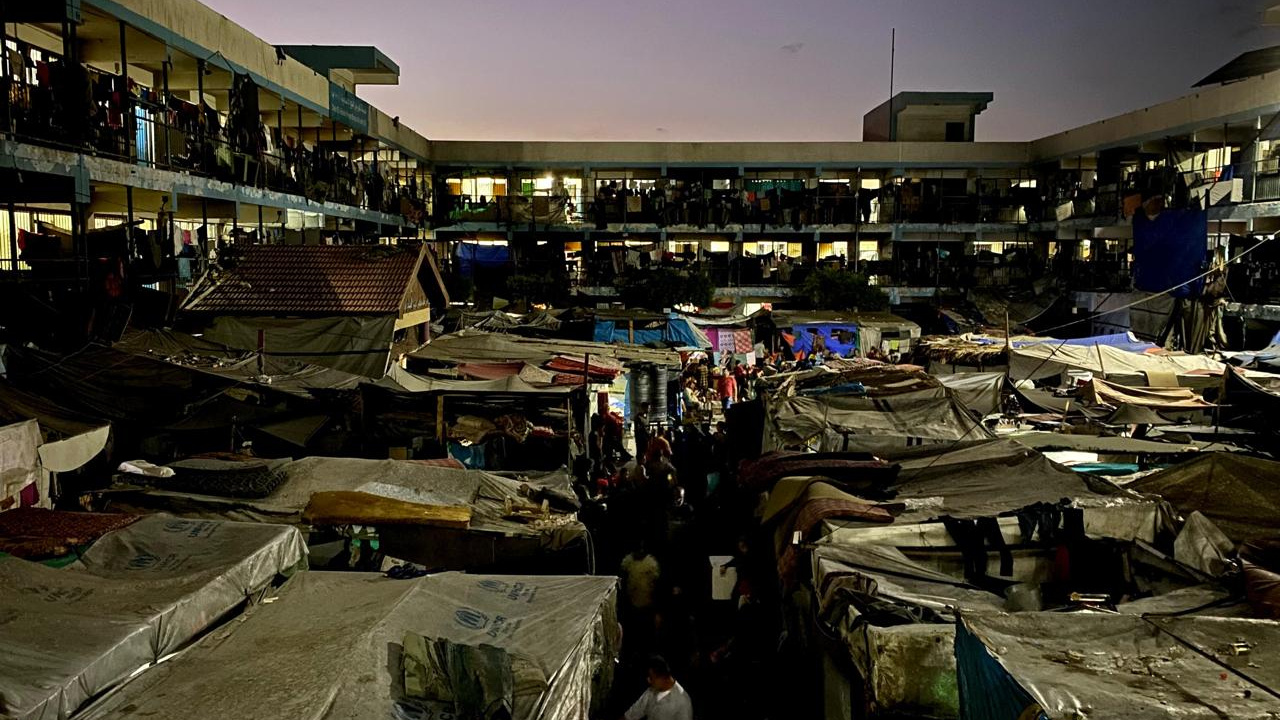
[77,572,620,720]
[0,514,305,720]
[956,612,1280,720]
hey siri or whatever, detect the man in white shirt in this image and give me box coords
[624,656,693,720]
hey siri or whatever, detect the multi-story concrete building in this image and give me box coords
[4,0,1280,344]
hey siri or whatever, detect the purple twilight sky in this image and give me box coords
[206,0,1278,142]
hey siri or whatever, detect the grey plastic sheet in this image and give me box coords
[766,388,992,452]
[77,572,620,720]
[0,514,305,720]
[106,458,583,542]
[958,612,1280,719]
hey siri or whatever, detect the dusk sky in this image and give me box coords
[208,0,1279,142]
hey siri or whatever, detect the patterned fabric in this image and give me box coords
[0,508,139,558]
[733,329,753,354]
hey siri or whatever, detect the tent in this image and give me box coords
[1008,343,1228,388]
[764,387,992,453]
[956,612,1280,720]
[1084,376,1213,409]
[409,329,682,367]
[77,572,619,720]
[774,311,922,359]
[99,457,585,571]
[1127,453,1280,543]
[936,372,1005,416]
[0,514,305,720]
[592,313,711,349]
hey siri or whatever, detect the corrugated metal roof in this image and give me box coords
[185,245,422,315]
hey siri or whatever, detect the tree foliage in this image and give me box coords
[800,266,889,311]
[619,268,715,311]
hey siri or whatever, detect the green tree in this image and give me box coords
[619,268,715,311]
[800,266,889,311]
[506,271,571,307]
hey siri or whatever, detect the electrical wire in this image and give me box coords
[1029,232,1276,339]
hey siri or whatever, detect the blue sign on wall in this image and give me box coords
[328,82,369,134]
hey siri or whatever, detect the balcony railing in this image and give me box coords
[0,41,426,221]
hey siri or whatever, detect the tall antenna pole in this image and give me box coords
[889,28,896,103]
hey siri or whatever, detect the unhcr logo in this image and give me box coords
[454,607,490,630]
[128,552,159,570]
[477,579,509,594]
[163,520,193,533]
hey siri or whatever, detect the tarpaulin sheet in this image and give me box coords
[937,372,1004,416]
[77,572,619,720]
[106,457,582,542]
[203,315,397,379]
[1220,367,1280,432]
[1009,342,1227,385]
[1014,332,1157,353]
[0,514,305,720]
[876,439,1105,524]
[1133,208,1208,298]
[1084,377,1214,409]
[592,316,711,349]
[0,419,40,508]
[376,364,576,395]
[1128,453,1280,543]
[766,388,992,452]
[456,242,511,276]
[787,323,860,357]
[114,328,366,397]
[411,329,681,367]
[37,425,110,473]
[956,612,1280,719]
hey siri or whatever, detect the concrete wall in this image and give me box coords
[428,140,1031,169]
[92,0,330,110]
[1031,71,1280,160]
[896,105,973,142]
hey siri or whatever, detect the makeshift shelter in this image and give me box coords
[956,612,1280,720]
[1008,342,1229,388]
[774,311,921,359]
[113,328,366,398]
[1083,376,1213,410]
[936,372,1005,416]
[365,365,584,471]
[183,245,440,377]
[0,419,109,510]
[1220,367,1280,434]
[2,343,347,459]
[764,387,991,452]
[409,329,682,368]
[95,457,586,572]
[0,514,305,720]
[805,439,1174,720]
[1128,453,1280,543]
[76,572,620,720]
[591,311,711,349]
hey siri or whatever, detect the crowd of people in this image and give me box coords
[573,348,883,718]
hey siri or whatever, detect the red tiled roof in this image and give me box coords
[185,245,423,315]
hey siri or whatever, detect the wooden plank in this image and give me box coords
[301,491,471,528]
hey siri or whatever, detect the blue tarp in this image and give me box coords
[955,618,1047,720]
[456,243,510,277]
[1133,209,1207,298]
[593,315,708,348]
[787,323,859,357]
[1012,333,1156,354]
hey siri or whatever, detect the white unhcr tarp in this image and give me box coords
[78,572,620,720]
[0,514,305,720]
